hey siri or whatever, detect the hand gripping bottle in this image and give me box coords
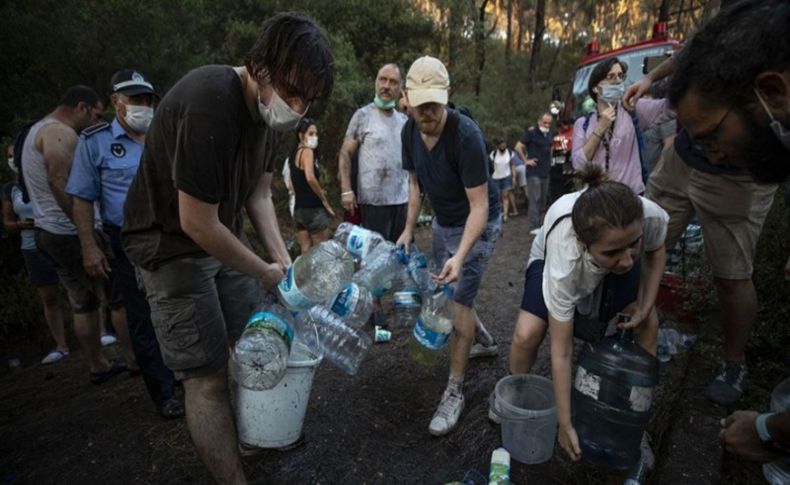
[278,240,355,311]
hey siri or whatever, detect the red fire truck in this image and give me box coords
[549,22,680,200]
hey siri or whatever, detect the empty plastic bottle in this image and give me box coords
[352,243,405,297]
[399,247,437,295]
[278,240,355,311]
[232,304,294,390]
[410,286,455,365]
[763,377,790,485]
[333,222,386,261]
[393,288,422,328]
[296,306,372,375]
[657,327,697,363]
[325,282,374,329]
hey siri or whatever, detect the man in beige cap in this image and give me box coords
[396,56,502,436]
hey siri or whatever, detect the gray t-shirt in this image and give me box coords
[345,103,408,206]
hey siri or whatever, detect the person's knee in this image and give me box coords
[183,365,229,401]
[452,304,477,339]
[38,286,59,309]
[512,313,546,350]
[714,277,753,297]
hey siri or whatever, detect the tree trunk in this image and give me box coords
[473,0,490,98]
[505,0,513,63]
[448,0,462,69]
[527,0,545,91]
[658,0,672,21]
[516,0,525,51]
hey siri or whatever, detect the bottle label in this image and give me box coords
[346,226,371,258]
[574,366,601,400]
[278,265,316,310]
[394,290,422,308]
[245,311,294,350]
[412,317,450,350]
[488,463,510,484]
[629,385,654,412]
[331,283,359,317]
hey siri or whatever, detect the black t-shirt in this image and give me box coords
[519,126,553,178]
[674,129,749,176]
[402,111,500,227]
[122,65,278,269]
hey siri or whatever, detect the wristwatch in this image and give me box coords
[756,413,790,456]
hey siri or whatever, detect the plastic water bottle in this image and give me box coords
[352,243,405,297]
[333,222,386,261]
[410,287,454,365]
[296,306,372,375]
[763,377,790,485]
[278,240,355,311]
[657,328,696,363]
[232,305,294,390]
[393,288,422,328]
[488,447,511,485]
[325,282,373,329]
[400,248,437,295]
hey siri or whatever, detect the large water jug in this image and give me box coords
[325,282,373,329]
[763,377,790,484]
[571,329,659,470]
[277,240,355,311]
[334,222,386,261]
[295,306,372,375]
[232,304,295,390]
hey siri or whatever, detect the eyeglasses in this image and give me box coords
[605,72,625,82]
[690,107,732,153]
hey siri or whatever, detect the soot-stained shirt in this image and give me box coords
[122,65,278,269]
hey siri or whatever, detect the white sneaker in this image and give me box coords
[100,333,117,347]
[429,389,465,436]
[469,342,499,359]
[41,349,69,365]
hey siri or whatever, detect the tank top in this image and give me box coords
[290,147,323,210]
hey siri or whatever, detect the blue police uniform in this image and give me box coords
[66,119,142,227]
[66,118,178,411]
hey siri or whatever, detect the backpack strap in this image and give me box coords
[628,108,649,184]
[444,108,462,171]
[582,112,593,132]
[542,213,571,260]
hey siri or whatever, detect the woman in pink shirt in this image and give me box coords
[572,57,674,194]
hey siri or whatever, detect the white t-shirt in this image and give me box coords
[490,149,512,180]
[345,103,408,206]
[528,189,668,322]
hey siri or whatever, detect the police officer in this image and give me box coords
[66,69,184,418]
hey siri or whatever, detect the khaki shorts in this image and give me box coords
[137,256,264,381]
[645,145,777,280]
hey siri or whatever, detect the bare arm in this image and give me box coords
[395,171,422,252]
[622,245,666,332]
[2,198,24,232]
[338,136,359,214]
[435,183,488,284]
[180,190,284,290]
[514,141,528,162]
[549,314,582,462]
[72,196,110,279]
[39,124,79,219]
[245,173,292,271]
[623,54,677,110]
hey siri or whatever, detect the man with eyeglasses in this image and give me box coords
[624,0,788,407]
[121,13,334,483]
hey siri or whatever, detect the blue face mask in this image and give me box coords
[599,83,625,104]
[374,94,397,110]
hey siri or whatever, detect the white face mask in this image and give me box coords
[539,126,550,134]
[258,88,306,132]
[306,135,318,149]
[124,104,154,133]
[7,157,17,173]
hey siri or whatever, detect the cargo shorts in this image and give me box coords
[431,218,501,308]
[646,145,777,280]
[137,256,264,381]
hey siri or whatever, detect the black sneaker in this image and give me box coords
[704,360,748,406]
[158,398,185,419]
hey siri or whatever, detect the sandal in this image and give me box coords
[41,349,69,365]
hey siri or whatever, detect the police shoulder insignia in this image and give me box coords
[110,143,126,158]
[82,122,110,137]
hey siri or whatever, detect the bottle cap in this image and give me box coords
[491,447,510,465]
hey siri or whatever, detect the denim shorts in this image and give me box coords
[493,176,513,192]
[293,207,331,233]
[137,256,264,381]
[431,218,501,308]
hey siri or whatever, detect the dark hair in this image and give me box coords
[571,164,643,246]
[245,12,335,103]
[588,57,628,103]
[290,117,317,167]
[57,85,101,108]
[668,0,789,108]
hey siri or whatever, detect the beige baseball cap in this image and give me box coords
[405,56,449,107]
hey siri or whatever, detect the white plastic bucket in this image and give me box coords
[234,342,322,448]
